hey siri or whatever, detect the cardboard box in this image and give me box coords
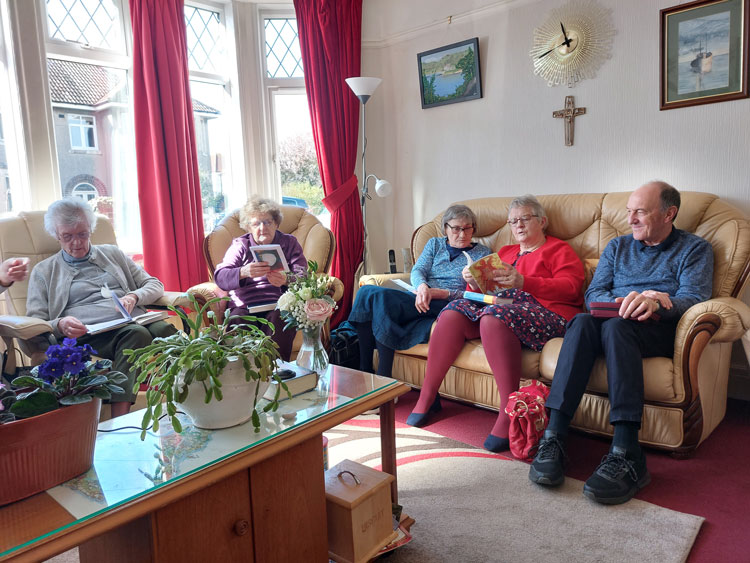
[325,459,397,563]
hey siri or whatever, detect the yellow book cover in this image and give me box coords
[467,253,509,295]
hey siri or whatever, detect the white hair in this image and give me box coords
[44,198,98,238]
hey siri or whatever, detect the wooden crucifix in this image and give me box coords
[552,96,586,146]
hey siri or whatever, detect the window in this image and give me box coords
[43,0,142,252]
[0,1,26,213]
[261,13,325,227]
[72,182,97,201]
[185,2,236,233]
[68,114,97,150]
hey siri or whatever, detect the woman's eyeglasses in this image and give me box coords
[58,231,90,243]
[445,223,474,234]
[250,219,274,228]
[507,215,539,226]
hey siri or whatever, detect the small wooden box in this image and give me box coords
[325,459,397,563]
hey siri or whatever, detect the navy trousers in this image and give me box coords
[546,313,676,425]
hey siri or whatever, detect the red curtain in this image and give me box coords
[129,0,206,291]
[294,0,363,326]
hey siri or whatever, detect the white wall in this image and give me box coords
[359,0,750,274]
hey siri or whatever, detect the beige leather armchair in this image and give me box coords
[0,211,191,376]
[187,206,344,353]
[361,192,750,456]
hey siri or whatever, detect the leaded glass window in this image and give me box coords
[264,18,303,78]
[46,0,124,51]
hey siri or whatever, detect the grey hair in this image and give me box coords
[509,194,547,221]
[442,204,478,230]
[44,198,97,238]
[648,179,681,221]
[239,196,283,231]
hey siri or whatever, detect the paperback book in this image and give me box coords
[465,253,510,295]
[85,286,169,335]
[249,244,289,272]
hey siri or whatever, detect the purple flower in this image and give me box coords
[38,338,95,381]
[38,358,66,382]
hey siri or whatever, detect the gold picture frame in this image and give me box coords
[660,0,749,110]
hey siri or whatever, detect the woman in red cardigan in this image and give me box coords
[407,195,584,453]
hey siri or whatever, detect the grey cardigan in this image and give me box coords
[26,244,164,334]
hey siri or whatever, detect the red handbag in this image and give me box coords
[504,380,550,461]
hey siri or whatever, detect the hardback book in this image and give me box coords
[466,253,510,295]
[264,362,318,402]
[249,244,289,272]
[589,301,661,322]
[85,288,170,335]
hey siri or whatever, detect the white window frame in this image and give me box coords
[68,113,98,150]
[258,8,306,202]
[42,0,129,58]
[72,181,97,201]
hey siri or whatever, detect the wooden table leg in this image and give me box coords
[379,399,398,504]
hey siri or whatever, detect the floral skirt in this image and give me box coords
[440,289,567,351]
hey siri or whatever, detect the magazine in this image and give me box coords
[249,244,289,272]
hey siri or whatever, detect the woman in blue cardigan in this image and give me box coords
[348,204,490,379]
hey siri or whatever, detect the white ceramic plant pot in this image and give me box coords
[176,358,271,430]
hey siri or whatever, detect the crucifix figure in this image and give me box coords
[553,96,586,146]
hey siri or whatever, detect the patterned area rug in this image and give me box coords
[325,417,704,563]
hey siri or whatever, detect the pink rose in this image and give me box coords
[304,298,334,322]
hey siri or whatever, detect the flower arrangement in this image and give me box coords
[277,261,337,331]
[0,338,127,424]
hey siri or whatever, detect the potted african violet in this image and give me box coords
[124,295,283,439]
[0,339,128,505]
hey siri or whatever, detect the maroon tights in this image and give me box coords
[413,310,521,439]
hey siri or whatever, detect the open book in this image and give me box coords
[465,253,510,295]
[85,286,168,335]
[249,244,289,272]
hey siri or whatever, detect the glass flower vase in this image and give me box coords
[296,324,329,373]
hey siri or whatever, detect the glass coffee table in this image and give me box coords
[0,365,408,562]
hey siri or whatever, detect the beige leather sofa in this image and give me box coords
[187,206,344,354]
[361,192,750,455]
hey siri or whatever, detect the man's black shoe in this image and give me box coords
[582,446,650,505]
[528,430,567,487]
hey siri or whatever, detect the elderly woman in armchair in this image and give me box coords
[214,196,307,361]
[26,198,176,418]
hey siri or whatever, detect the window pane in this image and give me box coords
[48,58,142,252]
[274,93,326,227]
[264,19,303,78]
[190,80,233,234]
[46,0,124,52]
[184,5,225,74]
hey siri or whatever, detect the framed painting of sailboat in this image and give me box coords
[660,0,749,110]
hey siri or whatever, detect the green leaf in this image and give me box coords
[59,395,91,405]
[251,410,260,432]
[9,390,58,418]
[10,375,47,388]
[172,415,183,433]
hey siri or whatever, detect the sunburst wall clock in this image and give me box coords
[529,0,616,87]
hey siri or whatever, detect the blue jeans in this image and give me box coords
[545,314,676,425]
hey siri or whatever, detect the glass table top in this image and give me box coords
[0,364,399,559]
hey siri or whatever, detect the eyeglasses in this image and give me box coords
[250,219,274,228]
[445,223,474,234]
[507,215,539,226]
[58,231,90,243]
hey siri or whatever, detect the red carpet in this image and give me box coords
[393,389,750,562]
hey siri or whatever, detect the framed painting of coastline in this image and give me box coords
[660,0,749,110]
[417,37,482,109]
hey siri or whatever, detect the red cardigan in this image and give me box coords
[495,236,584,321]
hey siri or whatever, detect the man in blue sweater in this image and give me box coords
[529,181,713,504]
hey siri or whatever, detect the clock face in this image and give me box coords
[529,0,616,87]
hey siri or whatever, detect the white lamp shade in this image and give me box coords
[346,77,382,99]
[374,179,392,198]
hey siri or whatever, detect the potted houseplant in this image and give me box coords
[124,295,283,439]
[0,338,128,505]
[277,261,337,372]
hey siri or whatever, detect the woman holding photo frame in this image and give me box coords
[214,196,307,361]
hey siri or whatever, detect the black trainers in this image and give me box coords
[583,446,651,505]
[528,431,567,487]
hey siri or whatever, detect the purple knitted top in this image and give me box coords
[214,231,307,308]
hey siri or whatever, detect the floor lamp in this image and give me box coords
[345,77,392,275]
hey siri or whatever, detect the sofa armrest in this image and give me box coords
[673,297,750,404]
[329,277,345,302]
[359,273,411,287]
[0,316,54,340]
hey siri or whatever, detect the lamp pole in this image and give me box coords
[360,100,370,274]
